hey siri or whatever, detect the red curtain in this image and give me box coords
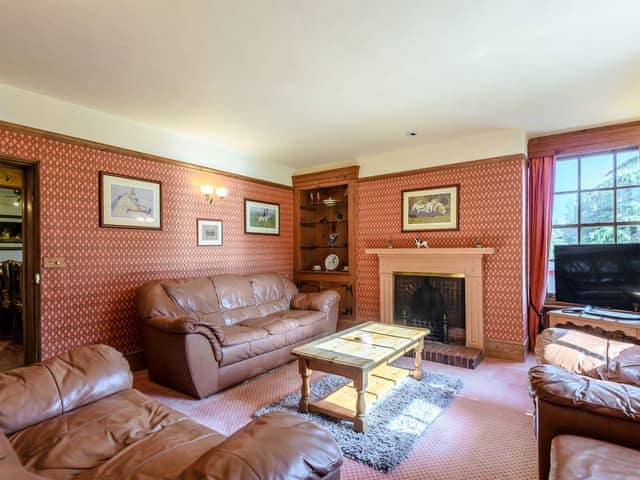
[528,156,555,351]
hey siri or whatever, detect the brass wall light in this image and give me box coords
[201,184,229,204]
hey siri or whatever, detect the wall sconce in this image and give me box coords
[201,184,228,204]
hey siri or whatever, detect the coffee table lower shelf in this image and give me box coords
[309,363,412,421]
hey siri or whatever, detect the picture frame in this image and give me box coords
[197,218,223,246]
[99,172,162,229]
[401,184,459,231]
[244,198,280,235]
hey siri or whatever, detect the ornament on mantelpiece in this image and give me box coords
[415,238,428,248]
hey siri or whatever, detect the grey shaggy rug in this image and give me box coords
[254,369,463,472]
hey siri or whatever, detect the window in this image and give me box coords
[547,147,640,294]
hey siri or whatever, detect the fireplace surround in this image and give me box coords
[365,248,494,350]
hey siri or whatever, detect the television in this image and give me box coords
[554,244,640,317]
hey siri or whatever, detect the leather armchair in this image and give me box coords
[530,327,640,479]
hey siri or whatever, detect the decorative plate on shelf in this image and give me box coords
[324,253,340,270]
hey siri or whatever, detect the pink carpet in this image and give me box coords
[134,356,537,479]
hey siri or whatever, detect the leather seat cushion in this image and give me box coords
[220,325,269,346]
[10,388,226,480]
[266,309,326,327]
[551,435,640,480]
[221,323,316,367]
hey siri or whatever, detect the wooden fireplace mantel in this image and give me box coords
[365,248,495,350]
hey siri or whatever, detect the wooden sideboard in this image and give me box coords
[548,309,640,340]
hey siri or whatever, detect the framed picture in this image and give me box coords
[402,184,459,231]
[99,172,161,229]
[244,199,280,235]
[197,218,223,246]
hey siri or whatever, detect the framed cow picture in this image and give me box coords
[99,172,162,229]
[402,185,459,231]
[244,199,280,235]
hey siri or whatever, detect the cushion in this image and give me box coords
[220,326,269,347]
[551,435,640,480]
[163,278,220,317]
[10,389,225,480]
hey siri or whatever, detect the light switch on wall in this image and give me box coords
[43,257,65,268]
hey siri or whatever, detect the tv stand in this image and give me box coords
[582,305,640,321]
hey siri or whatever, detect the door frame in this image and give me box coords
[0,156,41,364]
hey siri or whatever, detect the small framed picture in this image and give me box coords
[197,218,223,246]
[402,184,459,231]
[99,172,161,229]
[244,199,280,235]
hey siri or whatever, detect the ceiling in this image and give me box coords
[1,0,639,169]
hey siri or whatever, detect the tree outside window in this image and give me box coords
[547,148,640,294]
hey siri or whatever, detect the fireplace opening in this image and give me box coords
[393,273,465,345]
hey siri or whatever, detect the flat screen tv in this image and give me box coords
[554,244,640,314]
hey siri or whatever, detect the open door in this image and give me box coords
[0,160,40,371]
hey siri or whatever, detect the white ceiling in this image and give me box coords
[0,0,639,169]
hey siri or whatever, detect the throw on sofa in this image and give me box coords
[529,327,640,479]
[136,272,340,398]
[0,344,343,480]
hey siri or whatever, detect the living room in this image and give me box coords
[1,2,640,479]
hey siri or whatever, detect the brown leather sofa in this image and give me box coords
[0,344,343,480]
[136,272,340,398]
[530,327,640,479]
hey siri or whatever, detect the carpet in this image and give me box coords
[255,368,463,472]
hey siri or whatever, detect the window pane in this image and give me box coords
[581,226,615,244]
[554,158,578,192]
[618,225,640,243]
[552,193,578,225]
[580,190,613,224]
[617,149,640,187]
[550,227,578,260]
[581,152,614,189]
[617,187,640,222]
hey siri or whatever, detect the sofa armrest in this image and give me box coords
[529,364,640,423]
[146,315,224,362]
[0,433,48,480]
[179,412,342,480]
[291,290,339,313]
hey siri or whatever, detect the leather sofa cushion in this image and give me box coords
[10,388,226,480]
[46,344,133,414]
[0,364,61,435]
[221,325,269,347]
[163,278,223,326]
[221,323,316,367]
[550,435,640,480]
[221,306,261,326]
[0,345,132,435]
[213,275,256,310]
[247,273,284,303]
[179,412,342,480]
[537,328,640,386]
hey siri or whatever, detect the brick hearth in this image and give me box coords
[421,341,483,369]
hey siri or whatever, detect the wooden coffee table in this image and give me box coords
[291,321,428,432]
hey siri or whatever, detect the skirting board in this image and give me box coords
[483,337,529,362]
[124,350,146,372]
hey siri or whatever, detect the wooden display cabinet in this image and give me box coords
[292,166,359,325]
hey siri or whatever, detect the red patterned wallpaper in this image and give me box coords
[356,156,527,343]
[0,128,293,359]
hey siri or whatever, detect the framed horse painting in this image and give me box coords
[99,172,162,229]
[244,198,280,235]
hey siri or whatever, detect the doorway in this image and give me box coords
[0,161,40,371]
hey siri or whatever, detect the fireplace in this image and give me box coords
[364,248,494,351]
[393,273,465,345]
